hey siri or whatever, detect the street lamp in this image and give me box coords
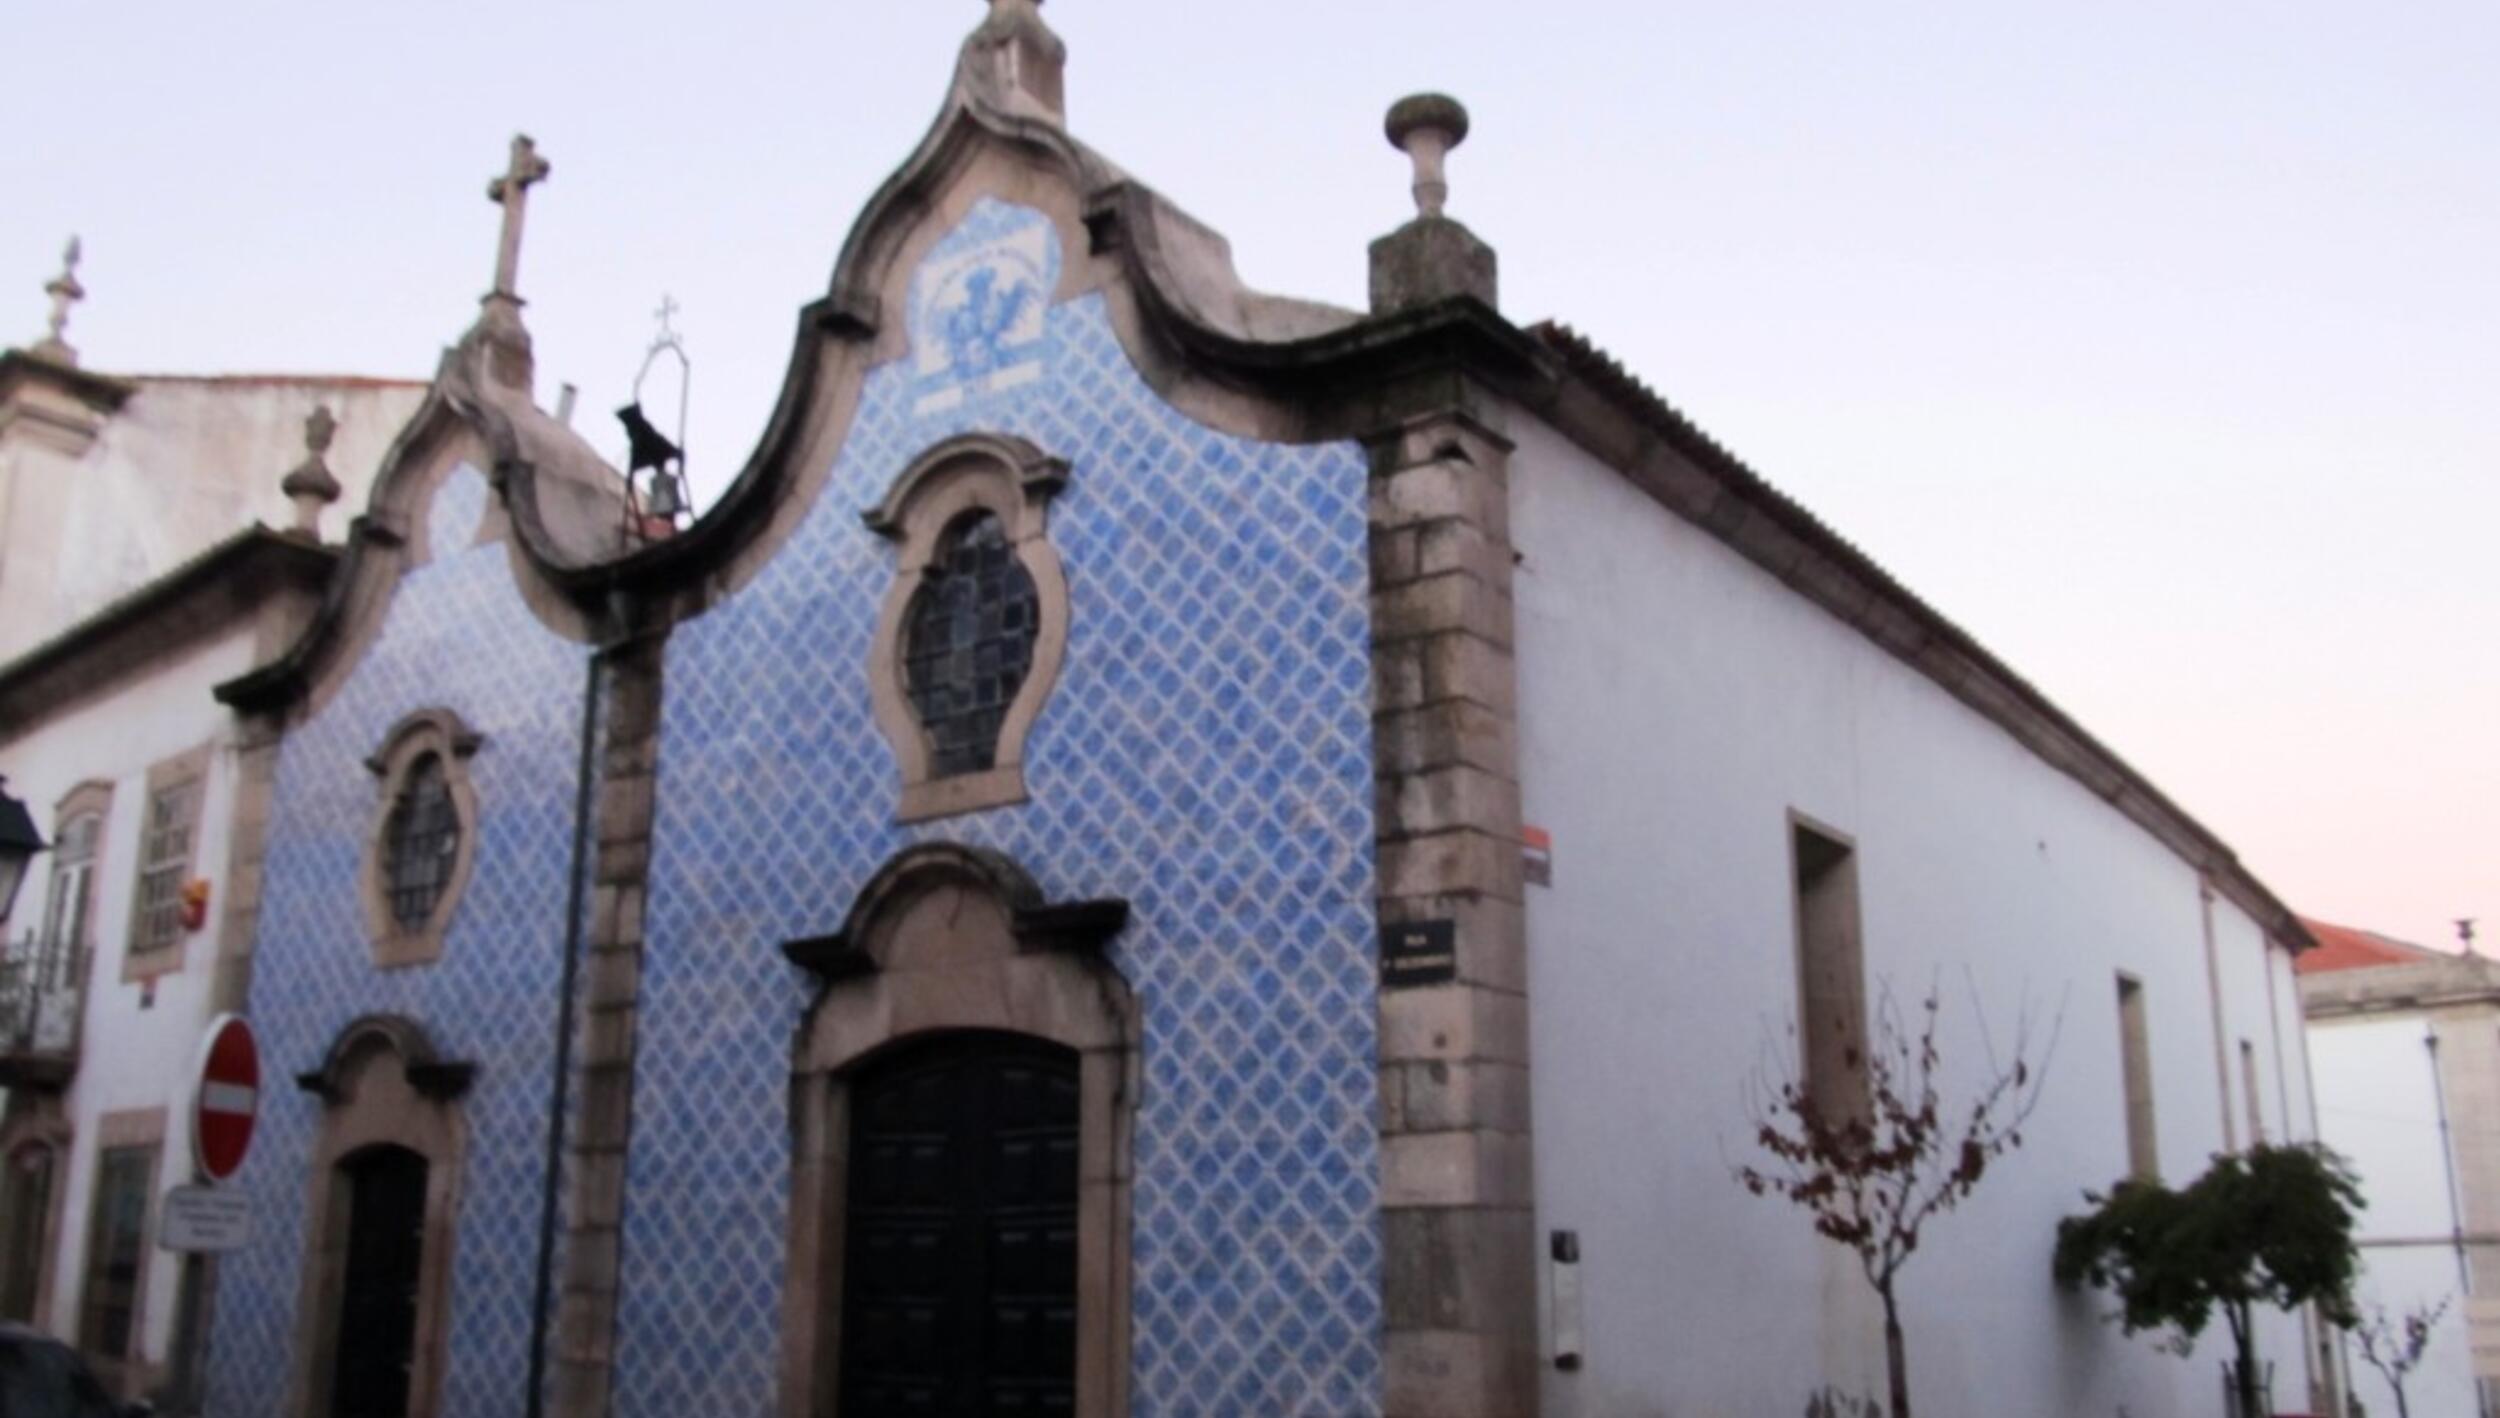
[0,778,47,924]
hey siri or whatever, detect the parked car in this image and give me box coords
[0,1324,152,1418]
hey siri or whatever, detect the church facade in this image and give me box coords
[37,4,2341,1416]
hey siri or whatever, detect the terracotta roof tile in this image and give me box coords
[2294,917,2447,975]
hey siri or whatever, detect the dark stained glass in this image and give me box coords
[384,753,459,929]
[904,513,1039,778]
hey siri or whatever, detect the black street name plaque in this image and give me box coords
[1381,920,1457,989]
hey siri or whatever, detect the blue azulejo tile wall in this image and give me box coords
[208,466,591,1418]
[620,199,1384,1417]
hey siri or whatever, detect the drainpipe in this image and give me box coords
[2427,1028,2473,1295]
[525,648,606,1417]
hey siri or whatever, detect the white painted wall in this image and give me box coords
[0,621,261,1382]
[1507,409,2325,1418]
[2310,1013,2485,1418]
[0,374,422,661]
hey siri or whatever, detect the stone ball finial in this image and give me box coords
[1386,94,1471,219]
[282,403,345,539]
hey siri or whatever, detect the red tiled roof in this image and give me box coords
[2294,917,2446,975]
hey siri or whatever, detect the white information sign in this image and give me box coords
[158,1184,251,1254]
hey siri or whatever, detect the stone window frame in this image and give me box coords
[0,1103,72,1328]
[1788,810,1868,1130]
[864,433,1073,823]
[777,843,1134,1418]
[77,1106,165,1397]
[123,746,211,983]
[359,710,484,970]
[288,1015,473,1418]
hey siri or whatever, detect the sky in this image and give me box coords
[5,1,2492,952]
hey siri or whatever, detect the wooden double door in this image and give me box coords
[838,1032,1081,1416]
[331,1145,427,1418]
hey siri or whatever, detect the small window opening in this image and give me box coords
[1792,821,1867,1129]
[903,512,1039,778]
[384,754,460,929]
[2116,975,2159,1180]
[2240,1038,2265,1145]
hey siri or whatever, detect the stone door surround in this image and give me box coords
[779,843,1134,1418]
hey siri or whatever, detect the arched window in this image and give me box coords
[866,434,1072,822]
[383,754,460,930]
[362,711,483,968]
[903,512,1041,778]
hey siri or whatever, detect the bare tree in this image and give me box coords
[2353,1294,2452,1418]
[1738,979,2059,1418]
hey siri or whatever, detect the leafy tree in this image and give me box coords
[1738,981,2058,1418]
[2351,1293,2452,1418]
[2053,1143,2364,1418]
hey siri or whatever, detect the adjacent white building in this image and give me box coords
[2302,919,2500,1418]
[1509,370,2332,1416]
[0,285,415,1404]
[0,242,421,662]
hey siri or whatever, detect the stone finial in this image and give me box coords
[32,235,85,365]
[1386,94,1470,219]
[959,0,1067,121]
[471,134,551,389]
[281,404,344,539]
[1369,94,1498,316]
[482,134,552,314]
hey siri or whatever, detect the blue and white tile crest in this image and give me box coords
[910,197,1059,415]
[625,199,1385,1417]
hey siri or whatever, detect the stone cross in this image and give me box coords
[485,134,552,301]
[35,236,85,362]
[653,293,680,341]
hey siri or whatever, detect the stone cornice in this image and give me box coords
[2300,955,2500,1019]
[0,347,136,416]
[0,527,336,737]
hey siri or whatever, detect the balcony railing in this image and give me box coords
[0,929,84,1088]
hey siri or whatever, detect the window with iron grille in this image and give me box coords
[903,512,1039,777]
[383,753,460,930]
[79,1143,155,1363]
[132,782,200,956]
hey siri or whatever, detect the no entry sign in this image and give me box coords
[191,1014,260,1183]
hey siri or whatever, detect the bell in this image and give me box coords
[644,469,687,521]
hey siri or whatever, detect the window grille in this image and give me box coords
[133,783,199,956]
[79,1145,154,1361]
[384,753,460,929]
[903,513,1039,777]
